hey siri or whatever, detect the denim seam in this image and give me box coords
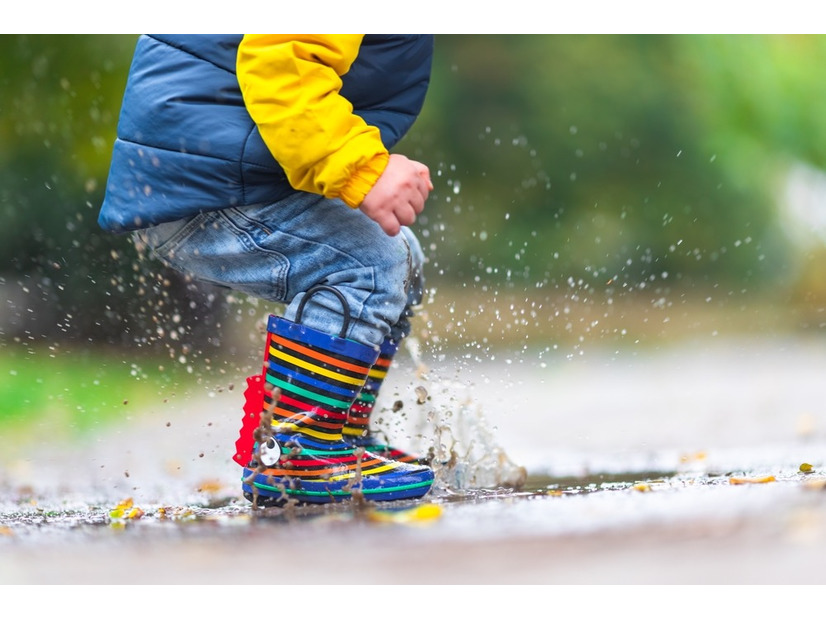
[346,266,377,339]
[216,210,289,300]
[226,205,272,236]
[149,212,214,259]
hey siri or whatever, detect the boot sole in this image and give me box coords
[241,468,434,505]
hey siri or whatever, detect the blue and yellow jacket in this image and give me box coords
[98,34,434,232]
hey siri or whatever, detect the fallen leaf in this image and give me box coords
[679,451,708,463]
[109,498,144,520]
[197,479,224,493]
[729,475,776,485]
[367,503,443,525]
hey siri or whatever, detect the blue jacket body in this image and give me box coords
[98,34,434,233]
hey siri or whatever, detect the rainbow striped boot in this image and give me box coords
[233,286,434,506]
[342,336,426,465]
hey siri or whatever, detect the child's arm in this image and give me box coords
[237,34,430,236]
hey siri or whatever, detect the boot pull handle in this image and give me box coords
[294,284,352,339]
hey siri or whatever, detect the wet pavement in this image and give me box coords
[3,335,826,584]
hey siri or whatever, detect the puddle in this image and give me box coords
[523,470,679,493]
[2,464,825,552]
[0,471,621,538]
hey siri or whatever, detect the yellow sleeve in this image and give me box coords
[237,34,389,208]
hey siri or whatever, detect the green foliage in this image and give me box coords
[684,35,826,170]
[0,345,183,436]
[410,35,810,293]
[0,34,136,264]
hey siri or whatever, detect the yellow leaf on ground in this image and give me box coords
[367,503,443,525]
[729,475,776,485]
[110,498,144,520]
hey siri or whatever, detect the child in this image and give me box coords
[99,34,436,505]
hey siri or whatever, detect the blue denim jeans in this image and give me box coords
[134,193,425,348]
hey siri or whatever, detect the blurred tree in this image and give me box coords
[410,34,795,297]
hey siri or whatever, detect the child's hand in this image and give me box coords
[360,154,432,236]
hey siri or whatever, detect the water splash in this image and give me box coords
[398,336,527,492]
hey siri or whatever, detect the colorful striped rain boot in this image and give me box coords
[233,285,434,506]
[343,336,426,465]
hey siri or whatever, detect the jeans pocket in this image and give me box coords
[138,213,210,261]
[139,210,290,302]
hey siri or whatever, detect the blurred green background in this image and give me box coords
[2,34,826,434]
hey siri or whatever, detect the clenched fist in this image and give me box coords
[359,154,433,236]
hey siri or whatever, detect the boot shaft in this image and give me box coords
[264,315,379,442]
[344,336,399,438]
